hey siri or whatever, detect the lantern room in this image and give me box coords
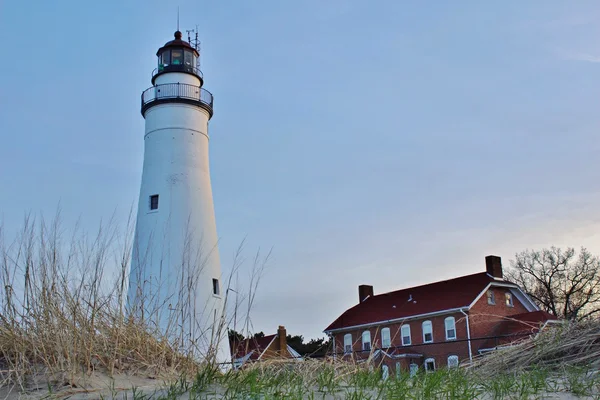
[152,31,202,86]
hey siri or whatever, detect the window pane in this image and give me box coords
[362,331,371,351]
[171,49,183,65]
[381,328,391,347]
[425,358,435,372]
[160,50,170,66]
[401,325,411,345]
[150,195,159,210]
[344,334,352,353]
[184,50,193,67]
[445,317,456,339]
[422,321,433,343]
[448,355,459,368]
[212,278,220,295]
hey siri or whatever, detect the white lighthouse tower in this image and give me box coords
[128,30,229,366]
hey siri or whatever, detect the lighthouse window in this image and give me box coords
[150,194,159,210]
[212,278,220,296]
[171,49,183,65]
[160,50,170,66]
[184,51,193,68]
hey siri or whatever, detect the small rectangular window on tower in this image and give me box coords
[212,278,220,296]
[150,194,159,210]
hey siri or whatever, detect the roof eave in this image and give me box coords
[323,306,470,334]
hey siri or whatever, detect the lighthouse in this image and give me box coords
[128,30,229,366]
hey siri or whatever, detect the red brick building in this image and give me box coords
[230,325,302,369]
[323,255,557,374]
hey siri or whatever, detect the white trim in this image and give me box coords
[467,282,539,311]
[256,335,277,360]
[324,307,468,334]
[468,282,494,308]
[508,288,539,312]
[287,345,303,361]
[325,280,540,335]
[331,333,336,360]
[233,351,254,369]
[377,348,423,359]
[460,309,473,362]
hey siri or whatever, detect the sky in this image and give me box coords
[1,1,600,340]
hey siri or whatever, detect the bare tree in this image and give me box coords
[506,246,600,321]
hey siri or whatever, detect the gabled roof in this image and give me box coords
[325,272,519,332]
[230,334,277,361]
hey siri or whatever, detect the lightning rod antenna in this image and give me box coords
[177,7,180,31]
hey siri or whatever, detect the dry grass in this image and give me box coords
[0,210,268,396]
[468,318,600,376]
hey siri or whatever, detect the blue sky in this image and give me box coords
[1,1,600,340]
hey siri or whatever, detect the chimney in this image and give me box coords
[359,284,374,303]
[277,325,287,357]
[485,255,503,279]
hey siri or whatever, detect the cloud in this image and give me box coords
[551,47,600,63]
[559,51,600,63]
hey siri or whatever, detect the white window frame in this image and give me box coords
[401,324,411,346]
[381,327,391,348]
[447,355,459,368]
[487,290,495,305]
[409,363,419,377]
[382,365,389,381]
[343,333,352,354]
[444,316,456,340]
[422,320,433,343]
[424,357,436,372]
[505,292,514,307]
[362,330,371,351]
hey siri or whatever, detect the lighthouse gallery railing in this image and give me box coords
[141,83,214,115]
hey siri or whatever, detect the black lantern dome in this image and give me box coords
[152,31,203,85]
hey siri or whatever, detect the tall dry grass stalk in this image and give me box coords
[467,318,600,375]
[0,209,269,393]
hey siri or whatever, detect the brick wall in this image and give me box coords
[333,311,470,370]
[468,286,529,353]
